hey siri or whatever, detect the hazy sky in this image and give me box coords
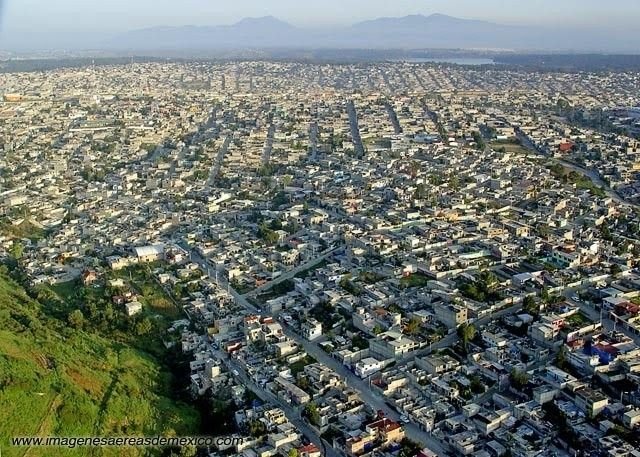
[3,0,640,33]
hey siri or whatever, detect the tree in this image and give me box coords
[472,131,486,150]
[87,302,100,321]
[537,223,552,239]
[469,375,486,394]
[68,309,85,329]
[399,438,422,457]
[35,286,60,306]
[457,323,476,353]
[449,175,460,191]
[103,303,115,322]
[600,224,613,242]
[248,419,267,437]
[404,317,422,336]
[297,377,311,391]
[178,445,197,457]
[259,222,280,245]
[540,286,552,303]
[555,345,569,370]
[269,219,283,231]
[510,369,529,390]
[135,318,153,336]
[479,271,499,290]
[304,402,321,426]
[523,295,539,316]
[288,449,299,457]
[9,241,24,260]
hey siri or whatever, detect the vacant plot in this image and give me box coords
[400,273,430,289]
[490,139,531,155]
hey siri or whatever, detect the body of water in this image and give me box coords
[397,57,496,65]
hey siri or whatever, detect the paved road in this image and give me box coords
[183,244,260,312]
[280,324,450,456]
[243,246,340,299]
[563,291,640,346]
[261,124,275,166]
[385,102,403,135]
[207,135,231,187]
[282,302,525,455]
[516,129,638,209]
[555,158,636,208]
[309,122,319,162]
[184,239,528,455]
[346,100,365,158]
[215,349,340,457]
[185,242,446,454]
[403,300,525,365]
[183,242,339,455]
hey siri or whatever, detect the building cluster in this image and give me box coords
[1,61,640,457]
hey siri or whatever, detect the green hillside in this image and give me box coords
[0,268,199,457]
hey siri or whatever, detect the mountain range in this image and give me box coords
[4,14,639,53]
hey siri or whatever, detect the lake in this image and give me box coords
[396,57,496,66]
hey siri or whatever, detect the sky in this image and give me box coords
[2,0,640,33]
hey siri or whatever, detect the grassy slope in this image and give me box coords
[0,271,199,457]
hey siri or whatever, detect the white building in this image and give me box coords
[125,301,143,316]
[134,244,165,263]
[355,357,384,378]
[301,318,323,341]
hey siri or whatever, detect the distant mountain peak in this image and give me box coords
[402,13,457,21]
[354,13,491,28]
[426,13,456,20]
[232,16,295,29]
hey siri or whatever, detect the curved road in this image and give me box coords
[516,129,638,209]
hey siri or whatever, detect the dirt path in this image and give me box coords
[22,393,62,457]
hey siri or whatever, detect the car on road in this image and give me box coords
[571,295,580,302]
[232,369,239,376]
[400,415,410,424]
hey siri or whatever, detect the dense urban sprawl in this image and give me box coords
[1,61,640,457]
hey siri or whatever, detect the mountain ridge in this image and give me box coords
[109,13,635,53]
[4,14,638,53]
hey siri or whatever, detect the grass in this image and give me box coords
[289,355,317,377]
[0,269,200,457]
[50,280,79,301]
[0,218,46,241]
[137,281,181,319]
[256,279,295,302]
[400,273,430,289]
[548,164,607,198]
[565,312,591,328]
[294,259,329,280]
[573,176,606,197]
[359,271,386,285]
[110,265,182,319]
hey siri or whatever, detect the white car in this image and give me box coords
[232,369,240,376]
[400,415,410,424]
[571,295,580,302]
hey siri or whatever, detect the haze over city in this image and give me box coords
[1,0,640,52]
